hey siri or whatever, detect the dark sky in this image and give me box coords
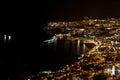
[36,0,120,24]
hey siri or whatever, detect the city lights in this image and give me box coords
[29,17,120,79]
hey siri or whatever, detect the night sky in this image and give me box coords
[36,0,120,24]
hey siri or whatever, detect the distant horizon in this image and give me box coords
[36,16,120,25]
[36,0,120,24]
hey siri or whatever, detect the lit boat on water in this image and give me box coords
[43,35,57,44]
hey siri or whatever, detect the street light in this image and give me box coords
[107,69,110,75]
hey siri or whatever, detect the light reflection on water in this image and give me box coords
[43,38,95,59]
[40,38,96,71]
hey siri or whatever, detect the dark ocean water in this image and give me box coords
[1,30,94,79]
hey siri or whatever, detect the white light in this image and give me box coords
[112,65,115,75]
[4,34,7,40]
[107,69,110,75]
[118,69,120,73]
[28,78,30,80]
[107,69,110,72]
[81,54,84,57]
[8,35,11,40]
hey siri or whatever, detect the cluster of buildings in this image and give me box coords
[45,17,120,38]
[28,17,120,80]
[27,33,120,79]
